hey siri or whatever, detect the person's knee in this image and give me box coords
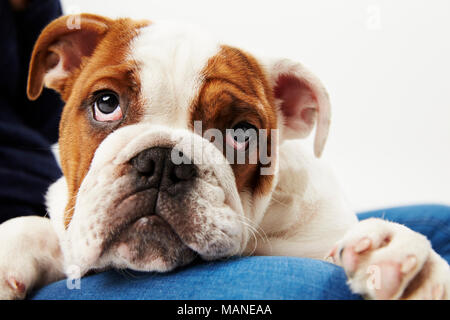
[31,257,363,300]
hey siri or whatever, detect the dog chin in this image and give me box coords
[109,215,198,272]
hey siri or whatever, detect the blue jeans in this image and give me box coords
[30,204,450,300]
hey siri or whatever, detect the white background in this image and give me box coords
[61,0,450,212]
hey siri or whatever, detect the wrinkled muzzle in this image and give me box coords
[62,124,248,275]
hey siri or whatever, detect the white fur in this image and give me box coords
[45,176,68,243]
[0,216,64,299]
[251,140,358,259]
[130,21,220,128]
[43,58,69,90]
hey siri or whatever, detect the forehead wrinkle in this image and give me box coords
[200,80,267,118]
[76,62,139,100]
[205,45,264,97]
[203,77,252,100]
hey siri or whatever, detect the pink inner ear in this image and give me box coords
[49,30,104,73]
[274,74,317,130]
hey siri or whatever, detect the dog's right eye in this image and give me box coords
[93,92,123,122]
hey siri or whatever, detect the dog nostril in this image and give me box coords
[173,164,196,181]
[131,155,155,176]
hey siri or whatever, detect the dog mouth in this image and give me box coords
[99,187,197,271]
[112,188,159,233]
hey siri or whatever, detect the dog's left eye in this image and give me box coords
[93,92,123,122]
[226,121,257,151]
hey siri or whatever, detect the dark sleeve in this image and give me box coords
[13,0,65,143]
[0,0,63,223]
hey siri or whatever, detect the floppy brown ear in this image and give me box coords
[264,58,331,158]
[27,13,112,101]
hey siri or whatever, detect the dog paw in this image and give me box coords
[0,216,65,300]
[0,274,27,300]
[327,218,450,300]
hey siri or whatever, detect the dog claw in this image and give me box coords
[401,255,417,274]
[325,245,337,263]
[432,284,444,300]
[354,238,371,253]
[6,277,26,294]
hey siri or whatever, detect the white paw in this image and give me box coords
[0,273,27,300]
[327,218,450,300]
[0,216,64,300]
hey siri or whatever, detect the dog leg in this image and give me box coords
[327,218,450,299]
[0,216,64,300]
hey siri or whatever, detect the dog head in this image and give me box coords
[27,14,331,274]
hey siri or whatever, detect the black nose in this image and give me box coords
[131,147,196,193]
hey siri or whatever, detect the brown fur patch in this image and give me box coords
[46,18,149,227]
[27,14,114,100]
[190,46,278,196]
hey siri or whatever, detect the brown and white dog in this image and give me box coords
[0,14,449,300]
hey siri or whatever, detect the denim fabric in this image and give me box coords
[30,204,450,300]
[31,257,361,300]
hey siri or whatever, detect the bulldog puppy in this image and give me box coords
[0,14,448,300]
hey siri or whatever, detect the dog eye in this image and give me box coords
[93,92,123,122]
[226,121,258,151]
[232,122,257,142]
